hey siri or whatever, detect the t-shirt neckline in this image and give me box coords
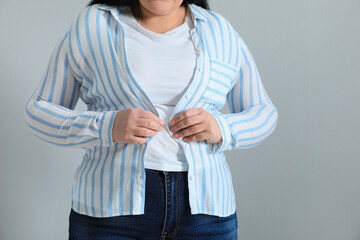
[127,6,191,36]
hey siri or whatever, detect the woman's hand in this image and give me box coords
[112,109,164,144]
[169,108,222,144]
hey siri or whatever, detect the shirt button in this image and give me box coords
[139,175,142,180]
[185,94,191,100]
[198,67,202,72]
[190,176,194,181]
[184,143,189,149]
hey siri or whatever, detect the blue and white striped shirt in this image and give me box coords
[24,3,278,217]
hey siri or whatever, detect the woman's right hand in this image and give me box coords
[111,109,165,144]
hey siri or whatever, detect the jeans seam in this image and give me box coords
[167,172,182,237]
[161,171,168,238]
[175,172,181,232]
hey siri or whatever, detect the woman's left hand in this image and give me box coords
[169,108,222,144]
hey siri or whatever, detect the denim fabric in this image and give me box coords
[68,168,238,240]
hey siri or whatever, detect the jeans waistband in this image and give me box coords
[145,168,188,175]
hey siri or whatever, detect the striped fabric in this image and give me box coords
[24,3,278,217]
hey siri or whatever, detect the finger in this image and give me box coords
[169,108,202,127]
[182,130,208,142]
[129,135,148,145]
[170,113,203,133]
[137,109,164,126]
[133,126,158,138]
[172,122,205,139]
[136,117,163,132]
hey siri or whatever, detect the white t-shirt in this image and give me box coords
[118,5,196,171]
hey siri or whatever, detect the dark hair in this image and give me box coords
[87,0,210,10]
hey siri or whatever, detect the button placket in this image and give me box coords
[167,26,201,124]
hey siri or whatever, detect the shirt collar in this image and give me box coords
[97,3,207,22]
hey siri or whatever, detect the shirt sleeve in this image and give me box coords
[24,29,118,149]
[210,33,279,152]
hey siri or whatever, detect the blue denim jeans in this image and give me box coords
[68,168,238,240]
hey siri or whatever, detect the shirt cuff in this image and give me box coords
[209,109,232,152]
[99,110,117,147]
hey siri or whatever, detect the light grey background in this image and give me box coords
[1,0,359,239]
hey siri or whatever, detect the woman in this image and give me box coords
[24,0,278,239]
